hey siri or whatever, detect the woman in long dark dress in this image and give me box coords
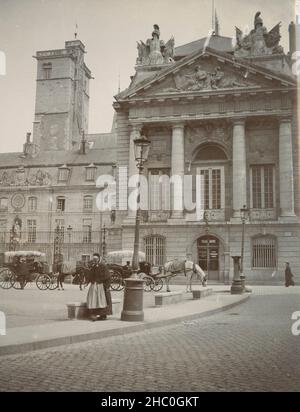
[86,253,112,321]
[285,262,295,287]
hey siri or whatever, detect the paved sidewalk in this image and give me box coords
[0,284,250,356]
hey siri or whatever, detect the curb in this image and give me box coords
[0,294,250,356]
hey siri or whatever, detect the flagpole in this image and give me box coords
[212,0,215,33]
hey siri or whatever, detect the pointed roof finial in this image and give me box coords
[74,23,78,39]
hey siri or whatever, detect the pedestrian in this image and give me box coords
[86,253,112,321]
[285,262,295,287]
[56,260,65,290]
[122,261,132,276]
[17,256,29,289]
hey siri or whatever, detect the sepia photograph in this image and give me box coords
[0,0,299,396]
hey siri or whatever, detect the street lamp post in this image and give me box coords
[121,134,150,322]
[240,205,249,291]
[203,210,210,281]
[67,225,72,261]
[102,224,107,262]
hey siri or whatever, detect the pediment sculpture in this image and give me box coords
[234,12,283,58]
[136,25,175,65]
[170,64,255,92]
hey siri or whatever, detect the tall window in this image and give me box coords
[145,235,165,266]
[197,167,224,210]
[28,197,37,212]
[83,195,93,212]
[148,169,170,211]
[57,197,66,212]
[82,219,92,243]
[27,220,37,243]
[250,165,275,209]
[0,219,7,243]
[252,236,276,268]
[0,197,8,211]
[42,63,52,79]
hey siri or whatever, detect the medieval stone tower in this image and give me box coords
[32,39,92,152]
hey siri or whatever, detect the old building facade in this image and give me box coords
[0,12,299,283]
[113,14,300,284]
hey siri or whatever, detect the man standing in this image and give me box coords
[285,262,295,287]
[86,253,112,321]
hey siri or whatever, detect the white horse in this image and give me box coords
[162,260,207,292]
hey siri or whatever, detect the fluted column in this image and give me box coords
[232,119,247,219]
[171,122,185,219]
[128,123,143,218]
[279,117,296,218]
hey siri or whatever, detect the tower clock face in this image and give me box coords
[11,193,25,210]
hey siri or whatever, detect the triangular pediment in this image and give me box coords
[118,48,296,101]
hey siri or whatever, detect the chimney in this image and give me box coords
[289,21,296,55]
[22,132,37,157]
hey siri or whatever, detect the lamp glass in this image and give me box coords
[134,135,150,163]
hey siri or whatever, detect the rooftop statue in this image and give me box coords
[235,12,283,57]
[136,25,175,66]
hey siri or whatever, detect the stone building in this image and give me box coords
[113,14,300,284]
[0,40,117,264]
[0,12,299,283]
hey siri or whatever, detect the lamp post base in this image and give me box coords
[230,279,244,295]
[121,277,145,322]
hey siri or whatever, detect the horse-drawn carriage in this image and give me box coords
[0,251,56,290]
[105,250,154,291]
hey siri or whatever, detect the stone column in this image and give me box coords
[232,119,247,219]
[128,123,143,218]
[279,117,296,218]
[171,122,185,219]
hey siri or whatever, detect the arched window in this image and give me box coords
[145,235,165,266]
[252,235,277,268]
[194,144,227,161]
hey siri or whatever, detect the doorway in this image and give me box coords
[197,235,219,281]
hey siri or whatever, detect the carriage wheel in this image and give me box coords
[48,274,58,290]
[142,275,154,292]
[0,268,14,289]
[152,277,163,292]
[12,273,27,289]
[36,274,51,290]
[110,272,123,291]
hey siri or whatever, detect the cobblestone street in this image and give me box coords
[0,286,299,392]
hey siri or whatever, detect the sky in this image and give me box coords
[0,0,296,153]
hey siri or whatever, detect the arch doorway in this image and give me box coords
[197,235,220,281]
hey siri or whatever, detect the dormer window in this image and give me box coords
[58,165,70,182]
[43,63,52,79]
[85,163,96,181]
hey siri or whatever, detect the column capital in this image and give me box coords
[278,116,292,125]
[129,123,143,133]
[232,118,246,127]
[172,121,185,131]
